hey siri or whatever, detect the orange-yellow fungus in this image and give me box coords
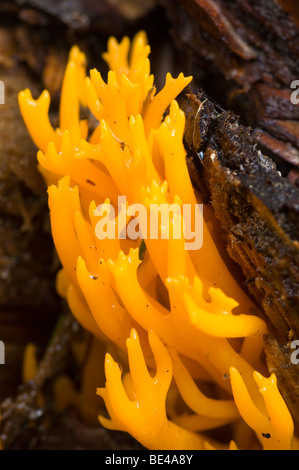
[98,329,208,450]
[230,367,294,450]
[19,30,296,450]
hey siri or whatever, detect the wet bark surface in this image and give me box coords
[182,89,299,424]
[163,0,299,186]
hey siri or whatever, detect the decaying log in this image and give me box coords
[0,0,157,31]
[0,25,59,309]
[162,0,299,184]
[182,88,299,424]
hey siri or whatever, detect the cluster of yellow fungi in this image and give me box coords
[18,31,296,450]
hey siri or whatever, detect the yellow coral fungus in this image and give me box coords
[19,31,296,450]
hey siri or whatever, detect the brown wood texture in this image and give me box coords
[163,0,299,185]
